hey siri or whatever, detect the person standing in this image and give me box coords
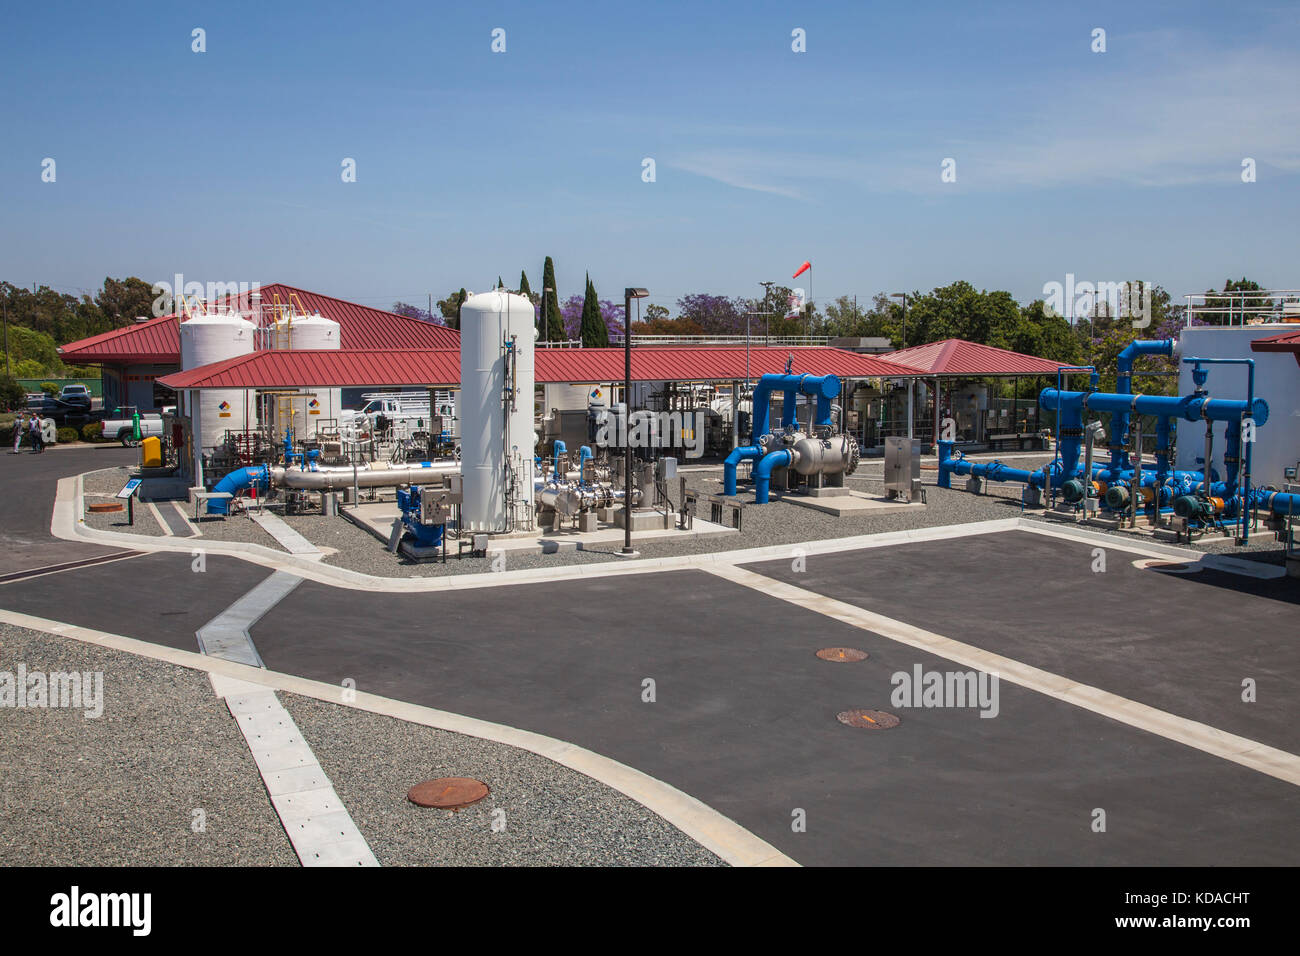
[29,414,44,454]
[11,414,26,454]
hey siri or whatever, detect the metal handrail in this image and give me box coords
[1183,288,1300,326]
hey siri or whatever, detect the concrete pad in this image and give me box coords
[343,500,737,556]
[251,511,324,558]
[781,490,927,517]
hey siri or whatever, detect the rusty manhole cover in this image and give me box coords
[1136,559,1200,575]
[87,502,124,513]
[817,647,868,662]
[837,709,900,730]
[408,777,490,810]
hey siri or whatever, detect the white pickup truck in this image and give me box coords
[102,406,164,446]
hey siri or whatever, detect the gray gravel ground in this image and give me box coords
[190,510,288,551]
[0,623,297,866]
[81,464,133,496]
[282,693,725,867]
[82,498,164,536]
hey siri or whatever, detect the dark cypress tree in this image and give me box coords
[579,274,609,348]
[448,287,466,331]
[518,270,532,299]
[497,276,504,289]
[541,257,564,341]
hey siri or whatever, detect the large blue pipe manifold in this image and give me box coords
[937,341,1298,532]
[724,372,841,500]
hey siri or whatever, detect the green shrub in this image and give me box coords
[0,425,13,446]
[56,426,79,444]
[11,359,47,379]
[40,382,60,396]
[0,374,26,411]
[81,421,104,442]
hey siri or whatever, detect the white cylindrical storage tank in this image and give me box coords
[180,312,256,455]
[272,313,342,437]
[460,290,536,532]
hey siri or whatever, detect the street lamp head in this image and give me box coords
[625,288,649,299]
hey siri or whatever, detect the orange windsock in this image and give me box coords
[792,261,811,279]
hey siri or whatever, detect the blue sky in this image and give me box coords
[2,1,1297,315]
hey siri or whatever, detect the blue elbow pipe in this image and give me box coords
[1113,340,1176,469]
[753,448,793,504]
[724,444,763,495]
[208,465,269,515]
[749,373,841,439]
[552,439,567,476]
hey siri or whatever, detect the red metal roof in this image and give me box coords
[158,346,922,390]
[537,347,919,382]
[55,314,179,364]
[883,338,1065,376]
[1250,328,1300,349]
[58,283,458,364]
[1250,327,1300,366]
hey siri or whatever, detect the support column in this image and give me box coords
[906,379,914,440]
[933,376,941,451]
[731,380,739,450]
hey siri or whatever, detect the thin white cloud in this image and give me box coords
[668,41,1300,196]
[669,152,809,199]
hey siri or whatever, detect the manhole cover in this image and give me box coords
[407,777,490,809]
[87,502,124,513]
[1134,559,1200,575]
[837,709,900,730]
[816,647,868,662]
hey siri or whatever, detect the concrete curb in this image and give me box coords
[0,606,796,868]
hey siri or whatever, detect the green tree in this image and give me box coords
[518,270,533,301]
[578,274,610,348]
[540,257,564,341]
[436,288,468,330]
[94,277,156,328]
[0,373,25,410]
[1203,277,1271,324]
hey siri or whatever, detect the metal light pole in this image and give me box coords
[622,287,648,556]
[892,293,911,439]
[760,280,774,345]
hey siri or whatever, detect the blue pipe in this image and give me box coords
[1039,389,1268,427]
[725,372,841,496]
[552,439,567,476]
[749,373,841,438]
[753,448,793,504]
[578,445,593,483]
[1182,356,1256,542]
[208,465,270,515]
[1114,340,1176,470]
[939,441,1224,498]
[724,445,762,495]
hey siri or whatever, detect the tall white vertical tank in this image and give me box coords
[179,312,256,453]
[459,290,536,532]
[272,312,342,436]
